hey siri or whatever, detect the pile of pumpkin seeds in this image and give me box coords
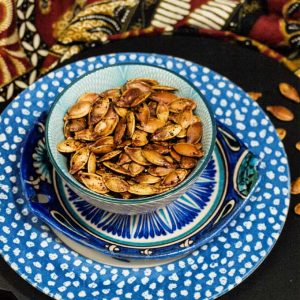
[57,78,204,199]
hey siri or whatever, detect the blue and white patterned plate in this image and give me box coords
[21,113,260,261]
[0,53,290,300]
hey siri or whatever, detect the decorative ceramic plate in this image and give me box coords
[21,113,260,261]
[0,53,290,300]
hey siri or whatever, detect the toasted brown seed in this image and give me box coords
[266,106,294,121]
[134,174,161,184]
[77,93,100,104]
[128,184,161,195]
[130,91,151,107]
[117,139,132,148]
[294,203,300,215]
[67,101,92,119]
[152,124,182,141]
[100,88,121,100]
[125,147,151,166]
[114,106,128,118]
[127,78,158,86]
[279,82,300,103]
[291,177,300,194]
[117,153,132,165]
[63,121,72,139]
[57,139,84,153]
[70,147,90,174]
[87,152,97,173]
[136,103,150,125]
[69,118,87,132]
[168,98,196,113]
[89,98,110,125]
[296,141,300,151]
[156,102,169,122]
[164,156,174,164]
[150,91,178,105]
[170,149,181,162]
[152,85,177,91]
[142,149,172,167]
[176,109,194,129]
[137,118,165,133]
[126,111,135,138]
[247,92,262,101]
[95,116,119,137]
[173,143,204,157]
[79,172,109,194]
[148,101,158,116]
[116,88,141,107]
[132,130,148,147]
[144,143,170,154]
[103,176,129,193]
[90,144,115,154]
[125,80,153,92]
[180,157,197,169]
[74,128,98,141]
[148,166,175,177]
[114,118,126,145]
[177,128,187,138]
[187,122,203,144]
[90,136,114,147]
[129,162,145,176]
[276,128,286,140]
[162,169,188,187]
[98,150,122,162]
[103,161,132,176]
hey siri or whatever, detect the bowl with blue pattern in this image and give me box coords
[46,63,216,215]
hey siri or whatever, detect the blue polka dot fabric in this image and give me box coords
[0,53,290,300]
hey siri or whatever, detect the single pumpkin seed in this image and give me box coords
[276,128,286,140]
[67,101,92,119]
[148,166,175,177]
[77,92,99,104]
[132,130,148,147]
[136,103,150,125]
[187,122,203,144]
[128,184,161,195]
[180,157,197,169]
[125,147,151,166]
[173,143,204,157]
[137,118,165,133]
[70,147,90,174]
[134,174,161,184]
[150,91,178,105]
[170,149,181,162]
[90,144,115,154]
[74,128,98,141]
[114,106,128,118]
[142,149,172,167]
[152,124,182,141]
[296,141,300,151]
[266,106,294,121]
[126,111,135,138]
[88,98,110,125]
[168,98,196,113]
[69,117,87,132]
[79,172,109,194]
[87,152,97,173]
[117,153,132,165]
[103,176,129,193]
[156,102,169,122]
[114,118,126,145]
[129,162,145,176]
[152,85,177,91]
[294,203,300,215]
[279,82,300,103]
[103,161,132,176]
[291,177,300,194]
[247,92,262,101]
[162,169,188,187]
[144,143,170,154]
[130,91,151,107]
[57,139,84,153]
[98,150,122,162]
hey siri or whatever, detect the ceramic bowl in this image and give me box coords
[46,63,216,215]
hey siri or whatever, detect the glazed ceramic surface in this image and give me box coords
[21,113,260,260]
[0,53,290,300]
[46,64,216,215]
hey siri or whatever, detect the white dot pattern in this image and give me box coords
[0,53,290,300]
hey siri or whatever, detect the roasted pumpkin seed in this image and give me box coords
[66,101,92,119]
[70,147,90,174]
[279,82,300,103]
[142,149,172,167]
[247,92,262,101]
[89,98,110,125]
[291,177,300,195]
[128,184,161,195]
[80,172,109,194]
[103,176,129,193]
[187,122,203,144]
[57,139,84,153]
[173,143,204,157]
[129,162,145,176]
[134,174,161,184]
[266,106,294,121]
[276,128,286,140]
[87,152,97,173]
[152,124,182,141]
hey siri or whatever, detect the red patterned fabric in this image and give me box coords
[0,0,299,103]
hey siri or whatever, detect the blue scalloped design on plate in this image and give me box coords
[20,112,260,260]
[0,53,290,300]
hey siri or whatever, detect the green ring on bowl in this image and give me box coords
[46,62,216,205]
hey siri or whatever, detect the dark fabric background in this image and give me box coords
[0,36,299,300]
